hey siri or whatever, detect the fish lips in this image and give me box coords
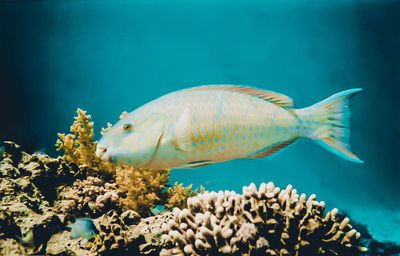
[95,146,107,158]
[100,150,116,163]
[96,146,116,163]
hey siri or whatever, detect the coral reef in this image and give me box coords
[160,182,367,255]
[0,109,198,255]
[1,109,399,255]
[0,142,66,255]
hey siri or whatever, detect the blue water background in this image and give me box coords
[1,0,399,242]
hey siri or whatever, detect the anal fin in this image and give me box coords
[246,139,297,159]
[177,160,213,169]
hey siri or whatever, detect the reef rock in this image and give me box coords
[56,176,123,220]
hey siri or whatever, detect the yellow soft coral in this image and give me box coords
[56,109,116,178]
[165,183,198,211]
[117,166,170,216]
[56,108,200,217]
[101,123,112,136]
[56,109,99,168]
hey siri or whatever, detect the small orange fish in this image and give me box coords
[96,85,363,168]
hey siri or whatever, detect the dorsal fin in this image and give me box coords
[168,107,192,151]
[187,85,294,108]
[245,138,297,159]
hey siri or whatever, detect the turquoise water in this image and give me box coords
[0,0,399,244]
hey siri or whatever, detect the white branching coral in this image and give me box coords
[160,182,367,256]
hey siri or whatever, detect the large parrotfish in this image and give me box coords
[96,85,363,169]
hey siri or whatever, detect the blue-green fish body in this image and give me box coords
[68,218,98,245]
[97,85,362,168]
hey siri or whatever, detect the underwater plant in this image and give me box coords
[56,108,198,216]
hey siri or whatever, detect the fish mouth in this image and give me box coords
[96,130,164,167]
[95,146,115,163]
[95,146,107,158]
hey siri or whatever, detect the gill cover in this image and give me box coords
[113,113,165,167]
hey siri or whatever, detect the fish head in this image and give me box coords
[96,112,166,167]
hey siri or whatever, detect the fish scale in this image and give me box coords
[167,90,295,163]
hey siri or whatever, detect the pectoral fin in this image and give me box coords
[169,107,192,151]
[80,238,89,246]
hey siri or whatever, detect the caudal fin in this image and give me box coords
[295,89,363,163]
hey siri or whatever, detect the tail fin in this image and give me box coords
[295,89,363,163]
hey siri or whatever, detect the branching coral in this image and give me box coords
[165,183,200,211]
[56,109,115,179]
[160,182,367,256]
[56,108,98,167]
[92,210,127,254]
[116,166,170,216]
[116,167,200,216]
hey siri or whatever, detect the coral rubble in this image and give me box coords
[55,176,123,220]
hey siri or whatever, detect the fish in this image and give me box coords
[96,85,363,169]
[19,230,35,248]
[68,218,98,245]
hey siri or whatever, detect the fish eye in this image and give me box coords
[123,123,133,131]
